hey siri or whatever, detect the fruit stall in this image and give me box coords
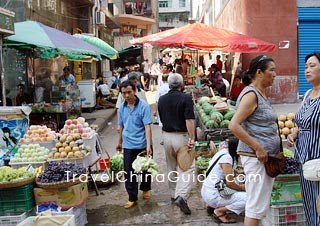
[195,96,235,141]
[0,116,109,226]
[29,87,82,131]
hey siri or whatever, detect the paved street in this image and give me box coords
[83,91,302,226]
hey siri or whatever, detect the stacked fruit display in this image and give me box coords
[10,144,49,163]
[20,125,56,143]
[0,166,33,182]
[49,133,92,159]
[195,96,235,129]
[37,161,86,183]
[277,113,295,139]
[58,117,95,139]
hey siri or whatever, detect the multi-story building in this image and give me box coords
[158,0,191,30]
[111,0,158,61]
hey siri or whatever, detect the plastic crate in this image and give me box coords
[194,141,209,152]
[52,203,87,226]
[0,212,30,226]
[0,183,35,214]
[17,214,75,226]
[271,176,302,205]
[263,203,306,226]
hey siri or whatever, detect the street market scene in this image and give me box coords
[0,0,319,226]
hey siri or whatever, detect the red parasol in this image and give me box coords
[130,22,276,53]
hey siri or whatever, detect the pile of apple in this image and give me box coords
[48,133,92,159]
[58,117,95,139]
[20,125,56,143]
[10,143,49,163]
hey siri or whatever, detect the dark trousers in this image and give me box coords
[123,148,152,201]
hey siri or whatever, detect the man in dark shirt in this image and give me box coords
[14,84,32,106]
[158,73,195,215]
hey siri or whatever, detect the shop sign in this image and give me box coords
[0,8,14,35]
[120,25,138,36]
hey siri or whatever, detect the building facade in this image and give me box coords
[197,0,298,103]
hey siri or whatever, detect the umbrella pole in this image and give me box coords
[0,36,6,106]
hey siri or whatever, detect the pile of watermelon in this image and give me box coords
[195,96,236,129]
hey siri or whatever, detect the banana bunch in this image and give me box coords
[35,166,44,177]
[58,190,76,205]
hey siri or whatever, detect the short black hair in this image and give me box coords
[17,84,24,89]
[2,127,10,133]
[63,66,70,72]
[119,80,136,92]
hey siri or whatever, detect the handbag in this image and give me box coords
[264,121,286,178]
[215,179,237,198]
[205,153,237,199]
[294,142,320,181]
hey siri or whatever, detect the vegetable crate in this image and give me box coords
[271,175,302,205]
[0,183,35,214]
[263,203,305,226]
[0,212,30,226]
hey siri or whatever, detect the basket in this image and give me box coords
[0,183,35,214]
[0,176,35,189]
[36,175,86,189]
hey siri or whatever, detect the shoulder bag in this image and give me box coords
[205,153,237,199]
[294,142,320,181]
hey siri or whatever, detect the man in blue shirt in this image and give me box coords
[60,66,76,89]
[117,80,153,209]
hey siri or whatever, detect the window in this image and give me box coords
[159,1,168,8]
[179,0,186,7]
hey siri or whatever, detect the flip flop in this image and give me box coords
[212,211,237,224]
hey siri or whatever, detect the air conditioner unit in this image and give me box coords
[96,11,105,25]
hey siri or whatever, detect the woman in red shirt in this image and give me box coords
[229,76,246,101]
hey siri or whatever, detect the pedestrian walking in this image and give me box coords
[229,55,278,226]
[158,73,195,215]
[141,59,151,90]
[116,80,153,209]
[287,52,320,226]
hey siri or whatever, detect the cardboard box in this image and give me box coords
[34,183,88,209]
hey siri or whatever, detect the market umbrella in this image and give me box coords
[4,21,103,59]
[73,34,118,60]
[130,22,276,53]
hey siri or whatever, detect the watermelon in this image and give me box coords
[223,111,235,121]
[220,120,230,128]
[210,112,224,123]
[198,96,210,105]
[205,120,219,129]
[203,104,214,115]
[202,115,211,124]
